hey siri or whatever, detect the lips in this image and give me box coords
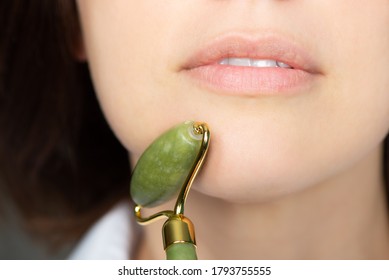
[181,34,321,96]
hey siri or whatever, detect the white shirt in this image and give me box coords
[68,201,140,260]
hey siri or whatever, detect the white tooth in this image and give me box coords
[251,59,278,68]
[219,58,229,65]
[219,58,292,68]
[276,61,292,68]
[226,58,251,67]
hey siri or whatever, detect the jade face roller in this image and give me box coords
[130,121,210,260]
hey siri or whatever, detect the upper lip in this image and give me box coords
[182,33,321,74]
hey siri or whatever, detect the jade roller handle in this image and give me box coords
[166,243,197,260]
[163,215,197,260]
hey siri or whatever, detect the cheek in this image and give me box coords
[77,1,182,149]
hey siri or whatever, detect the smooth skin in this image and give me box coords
[76,1,389,259]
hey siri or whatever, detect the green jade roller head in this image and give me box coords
[130,121,210,260]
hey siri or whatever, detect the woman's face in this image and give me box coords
[76,1,389,203]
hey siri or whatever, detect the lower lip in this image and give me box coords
[185,64,314,96]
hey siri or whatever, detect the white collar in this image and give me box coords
[68,201,140,260]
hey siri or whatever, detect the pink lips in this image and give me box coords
[182,34,321,96]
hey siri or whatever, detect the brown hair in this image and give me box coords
[0,1,130,244]
[1,1,389,248]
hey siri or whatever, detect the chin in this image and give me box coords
[190,142,312,205]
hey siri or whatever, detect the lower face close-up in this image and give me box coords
[75,1,389,259]
[77,1,389,202]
